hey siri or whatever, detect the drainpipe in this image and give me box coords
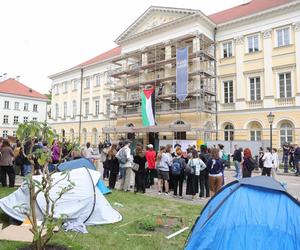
[79,67,84,143]
[214,27,218,140]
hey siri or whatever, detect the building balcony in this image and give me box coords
[275,97,295,106]
[220,103,235,111]
[247,100,263,109]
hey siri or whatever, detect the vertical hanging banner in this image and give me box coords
[176,47,188,102]
[141,87,155,126]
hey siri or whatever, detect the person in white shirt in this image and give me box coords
[82,142,94,162]
[271,148,279,179]
[262,147,272,176]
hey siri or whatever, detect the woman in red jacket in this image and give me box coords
[145,144,156,188]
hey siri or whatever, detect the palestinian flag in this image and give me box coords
[141,87,155,126]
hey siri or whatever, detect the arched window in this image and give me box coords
[248,122,262,141]
[174,121,186,140]
[127,123,135,140]
[70,129,74,142]
[224,124,234,141]
[204,121,214,141]
[280,122,293,146]
[92,128,98,146]
[82,128,87,145]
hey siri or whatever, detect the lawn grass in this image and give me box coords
[0,188,201,250]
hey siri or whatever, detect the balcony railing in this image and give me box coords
[247,100,263,108]
[275,97,295,106]
[221,103,235,111]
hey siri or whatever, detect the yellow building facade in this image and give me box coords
[50,1,300,148]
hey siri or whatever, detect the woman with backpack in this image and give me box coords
[186,149,206,200]
[242,148,255,178]
[207,148,224,197]
[172,147,186,198]
[133,145,147,193]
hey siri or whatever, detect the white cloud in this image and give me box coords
[0,0,242,94]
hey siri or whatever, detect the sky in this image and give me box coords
[0,0,243,94]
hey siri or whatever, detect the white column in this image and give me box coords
[293,22,300,105]
[234,36,246,109]
[262,29,275,108]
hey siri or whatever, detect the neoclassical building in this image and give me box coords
[50,0,300,147]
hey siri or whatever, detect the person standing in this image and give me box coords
[165,144,174,191]
[171,148,186,199]
[199,145,210,199]
[282,142,290,173]
[262,147,273,176]
[271,148,279,179]
[294,144,300,176]
[133,145,147,193]
[207,148,224,196]
[102,142,111,180]
[145,144,156,188]
[13,141,22,175]
[186,149,206,200]
[0,139,15,187]
[106,144,119,189]
[116,139,132,191]
[232,145,242,179]
[258,147,265,170]
[51,140,61,164]
[156,146,171,195]
[242,148,254,178]
[32,138,43,175]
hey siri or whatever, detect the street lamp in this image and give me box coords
[267,112,275,150]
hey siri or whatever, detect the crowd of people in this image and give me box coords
[0,137,298,201]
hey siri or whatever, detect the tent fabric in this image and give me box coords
[0,168,122,225]
[58,158,96,172]
[186,176,300,250]
[96,179,111,195]
[239,175,286,192]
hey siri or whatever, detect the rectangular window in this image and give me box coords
[3,115,8,124]
[14,102,19,110]
[13,116,18,125]
[24,103,29,111]
[72,100,77,118]
[248,35,259,53]
[224,81,233,103]
[95,100,100,115]
[277,27,290,47]
[32,117,37,121]
[63,82,68,93]
[73,80,78,90]
[4,101,9,109]
[33,104,38,112]
[85,102,89,116]
[13,131,16,137]
[223,41,232,58]
[23,117,28,123]
[250,130,261,141]
[2,130,8,139]
[279,72,292,98]
[85,78,90,88]
[55,104,59,119]
[95,75,101,86]
[106,99,111,116]
[63,102,67,118]
[249,77,261,101]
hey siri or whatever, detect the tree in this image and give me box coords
[16,121,77,250]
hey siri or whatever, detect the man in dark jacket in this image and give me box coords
[294,144,300,176]
[232,145,242,179]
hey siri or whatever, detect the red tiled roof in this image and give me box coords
[71,46,121,69]
[0,78,48,100]
[209,0,294,24]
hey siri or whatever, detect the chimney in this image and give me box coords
[15,75,20,81]
[3,73,7,80]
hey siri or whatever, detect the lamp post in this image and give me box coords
[267,112,275,150]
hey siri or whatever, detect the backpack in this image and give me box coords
[171,159,183,176]
[15,151,24,166]
[221,151,229,162]
[247,157,256,171]
[116,148,127,164]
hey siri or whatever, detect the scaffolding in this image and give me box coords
[104,32,217,142]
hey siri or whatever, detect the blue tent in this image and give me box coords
[58,158,111,195]
[185,176,300,250]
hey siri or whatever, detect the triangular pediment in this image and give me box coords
[115,6,199,43]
